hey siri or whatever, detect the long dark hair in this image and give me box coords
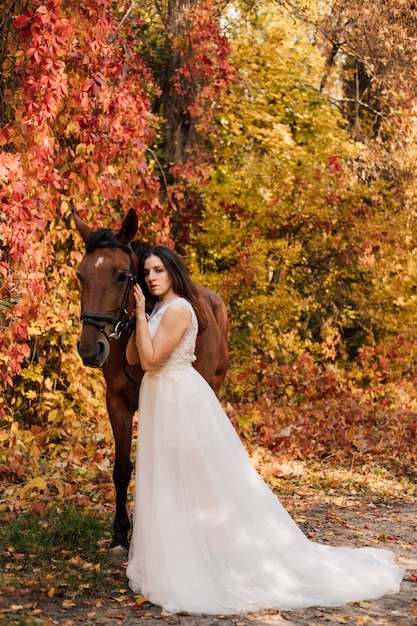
[138,245,208,332]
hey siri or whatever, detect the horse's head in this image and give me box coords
[74,209,138,368]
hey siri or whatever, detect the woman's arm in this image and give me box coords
[137,305,191,370]
[126,285,191,371]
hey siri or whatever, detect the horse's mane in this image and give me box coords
[85,228,120,253]
[86,229,153,258]
[131,241,152,257]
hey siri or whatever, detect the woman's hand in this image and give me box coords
[126,284,146,366]
[133,284,147,322]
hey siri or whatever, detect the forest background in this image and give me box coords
[1,0,417,515]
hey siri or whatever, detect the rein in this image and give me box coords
[80,241,136,341]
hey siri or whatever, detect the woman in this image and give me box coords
[126,245,403,616]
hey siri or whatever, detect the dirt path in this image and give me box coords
[2,494,416,626]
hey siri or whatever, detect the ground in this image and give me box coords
[1,486,416,626]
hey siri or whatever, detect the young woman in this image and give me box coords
[125,245,403,616]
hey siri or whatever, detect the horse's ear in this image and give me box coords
[73,211,93,243]
[118,209,138,244]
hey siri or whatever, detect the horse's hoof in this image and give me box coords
[108,545,129,564]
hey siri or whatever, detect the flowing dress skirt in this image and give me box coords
[126,365,404,615]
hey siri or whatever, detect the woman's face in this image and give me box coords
[143,254,174,301]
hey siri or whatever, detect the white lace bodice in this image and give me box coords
[147,296,198,372]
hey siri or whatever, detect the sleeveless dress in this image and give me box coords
[126,296,404,615]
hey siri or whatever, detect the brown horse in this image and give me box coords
[74,209,229,561]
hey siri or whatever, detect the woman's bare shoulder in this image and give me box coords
[161,302,192,323]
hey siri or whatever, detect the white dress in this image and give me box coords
[126,297,404,615]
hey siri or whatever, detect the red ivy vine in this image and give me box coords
[0,0,168,417]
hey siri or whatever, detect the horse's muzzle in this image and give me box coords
[77,336,110,369]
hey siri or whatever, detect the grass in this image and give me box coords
[2,618,39,626]
[3,506,107,555]
[0,504,117,598]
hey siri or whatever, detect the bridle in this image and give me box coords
[80,241,136,341]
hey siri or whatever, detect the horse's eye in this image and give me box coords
[117,272,129,284]
[76,272,83,284]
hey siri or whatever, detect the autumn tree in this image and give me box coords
[0,0,235,413]
[0,0,171,497]
[0,0,236,504]
[179,0,417,469]
[131,0,235,243]
[276,1,417,191]
[186,0,417,393]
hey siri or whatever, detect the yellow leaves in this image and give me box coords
[0,386,116,511]
[75,142,94,157]
[48,409,59,424]
[21,476,48,498]
[27,325,43,337]
[134,594,148,606]
[59,200,69,215]
[0,431,10,444]
[15,49,25,64]
[24,390,38,400]
[29,441,41,461]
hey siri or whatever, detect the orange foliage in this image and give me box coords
[228,350,417,474]
[0,0,237,508]
[0,0,168,419]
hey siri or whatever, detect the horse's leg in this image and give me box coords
[106,389,135,562]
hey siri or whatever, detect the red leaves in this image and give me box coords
[13,1,74,131]
[12,12,35,37]
[328,154,344,174]
[173,0,233,102]
[230,341,417,471]
[379,534,399,542]
[171,0,234,148]
[1,0,167,408]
